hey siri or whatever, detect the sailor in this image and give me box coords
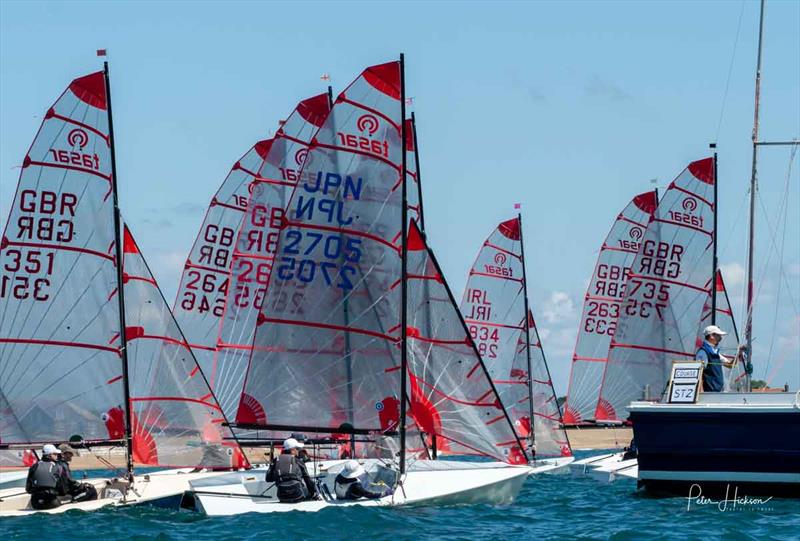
[697,325,736,392]
[334,460,393,501]
[56,443,98,503]
[25,444,67,510]
[265,437,319,503]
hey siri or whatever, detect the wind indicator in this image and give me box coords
[320,73,331,82]
[96,49,107,57]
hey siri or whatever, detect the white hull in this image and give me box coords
[0,468,235,516]
[0,470,28,490]
[191,459,530,515]
[528,456,575,474]
[568,452,637,482]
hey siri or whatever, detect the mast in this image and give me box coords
[398,53,409,474]
[517,213,536,453]
[410,112,426,231]
[711,146,718,324]
[104,61,134,483]
[744,0,765,391]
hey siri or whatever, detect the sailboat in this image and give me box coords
[0,65,245,515]
[173,93,331,423]
[629,0,800,496]
[562,191,657,425]
[187,58,531,515]
[459,215,573,472]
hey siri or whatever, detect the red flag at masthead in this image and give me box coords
[96,49,107,57]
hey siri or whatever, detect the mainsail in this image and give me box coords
[459,217,569,458]
[0,72,125,446]
[211,94,330,420]
[562,191,657,425]
[236,62,406,441]
[696,269,746,391]
[596,158,716,421]
[173,140,274,383]
[122,226,246,467]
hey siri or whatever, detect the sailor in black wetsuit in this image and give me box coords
[56,444,98,503]
[265,438,319,503]
[334,460,394,500]
[25,444,67,510]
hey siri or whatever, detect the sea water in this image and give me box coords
[3,452,797,541]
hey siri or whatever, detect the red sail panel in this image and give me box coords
[407,221,526,464]
[0,72,125,445]
[695,269,746,391]
[172,140,273,387]
[238,63,405,441]
[563,191,657,425]
[0,449,36,469]
[404,118,422,226]
[123,226,246,468]
[212,94,331,420]
[597,159,715,421]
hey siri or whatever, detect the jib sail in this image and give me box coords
[122,226,246,468]
[596,159,715,421]
[409,221,527,464]
[563,191,657,425]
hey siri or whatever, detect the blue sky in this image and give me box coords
[1,1,798,394]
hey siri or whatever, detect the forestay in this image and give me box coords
[211,94,330,421]
[407,221,527,464]
[0,72,125,446]
[236,63,405,443]
[596,159,715,421]
[563,192,657,425]
[696,270,746,391]
[121,226,246,468]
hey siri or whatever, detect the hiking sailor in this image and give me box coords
[56,443,98,503]
[25,444,67,510]
[697,325,737,392]
[265,437,319,503]
[334,460,394,500]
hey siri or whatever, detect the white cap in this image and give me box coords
[42,444,61,455]
[340,460,365,479]
[703,325,727,337]
[283,437,304,451]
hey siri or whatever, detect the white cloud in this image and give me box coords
[541,291,577,324]
[719,262,746,288]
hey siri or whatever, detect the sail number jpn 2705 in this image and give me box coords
[275,171,364,290]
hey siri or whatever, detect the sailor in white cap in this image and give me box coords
[25,444,67,509]
[334,460,394,500]
[265,438,319,503]
[697,325,736,392]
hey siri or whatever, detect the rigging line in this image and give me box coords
[715,0,748,141]
[760,146,798,378]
